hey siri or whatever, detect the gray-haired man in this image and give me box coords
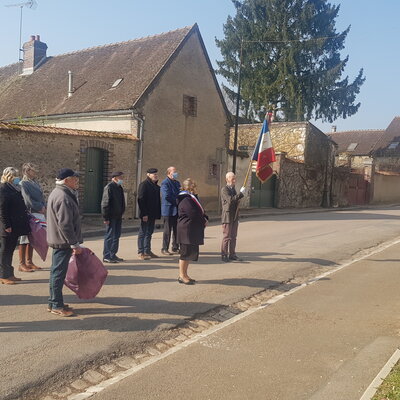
[220,172,245,262]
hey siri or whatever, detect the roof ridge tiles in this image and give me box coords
[53,25,194,59]
[332,129,384,133]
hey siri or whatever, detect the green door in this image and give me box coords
[83,148,105,213]
[250,172,276,208]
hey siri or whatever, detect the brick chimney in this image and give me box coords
[21,35,47,75]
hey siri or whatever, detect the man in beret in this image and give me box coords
[101,172,126,263]
[47,168,83,317]
[137,168,161,260]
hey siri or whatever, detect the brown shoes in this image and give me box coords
[148,251,159,258]
[26,263,42,270]
[139,253,151,260]
[50,307,74,317]
[47,304,73,313]
[18,263,34,272]
[0,278,16,285]
[8,276,22,282]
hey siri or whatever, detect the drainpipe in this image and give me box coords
[133,111,145,218]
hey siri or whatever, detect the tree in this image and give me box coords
[216,0,365,122]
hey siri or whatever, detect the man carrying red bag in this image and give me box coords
[47,168,83,317]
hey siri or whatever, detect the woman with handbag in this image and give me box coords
[176,178,208,285]
[0,167,30,284]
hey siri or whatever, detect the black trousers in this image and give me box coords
[162,215,178,251]
[0,233,19,279]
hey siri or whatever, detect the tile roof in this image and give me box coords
[328,129,384,155]
[372,117,400,156]
[0,26,194,120]
[0,122,137,140]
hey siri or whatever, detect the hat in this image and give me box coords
[147,168,158,174]
[56,168,80,180]
[111,171,124,178]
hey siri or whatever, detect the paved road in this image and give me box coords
[2,206,400,399]
[92,238,400,400]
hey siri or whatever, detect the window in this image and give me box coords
[111,78,123,89]
[346,143,358,152]
[388,141,399,149]
[183,95,197,117]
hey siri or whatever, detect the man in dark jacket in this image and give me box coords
[221,172,245,262]
[161,166,181,255]
[137,168,161,260]
[47,168,83,317]
[101,171,126,263]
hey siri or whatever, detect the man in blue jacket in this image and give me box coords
[161,166,181,255]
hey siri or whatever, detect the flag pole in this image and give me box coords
[234,111,273,220]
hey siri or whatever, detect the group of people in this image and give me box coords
[101,166,246,285]
[0,162,245,317]
[0,165,83,317]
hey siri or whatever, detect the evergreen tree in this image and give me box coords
[216,0,365,122]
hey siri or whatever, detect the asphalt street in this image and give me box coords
[2,206,400,399]
[91,236,400,400]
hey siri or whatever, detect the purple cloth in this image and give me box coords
[65,248,108,299]
[28,215,48,261]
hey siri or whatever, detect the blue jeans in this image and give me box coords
[48,248,73,310]
[103,218,122,260]
[137,218,155,254]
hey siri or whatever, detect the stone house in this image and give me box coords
[370,117,400,203]
[229,121,336,208]
[0,122,137,217]
[0,25,230,212]
[329,117,400,205]
[328,128,384,169]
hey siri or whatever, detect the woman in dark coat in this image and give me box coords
[0,167,30,284]
[177,178,208,285]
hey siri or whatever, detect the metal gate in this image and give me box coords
[83,148,106,213]
[250,172,276,208]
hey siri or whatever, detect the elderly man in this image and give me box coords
[220,172,245,262]
[161,166,181,255]
[137,168,161,260]
[47,168,83,317]
[101,171,126,263]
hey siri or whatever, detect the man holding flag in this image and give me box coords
[220,172,246,262]
[220,114,276,262]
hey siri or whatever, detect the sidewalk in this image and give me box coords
[82,205,369,238]
[91,239,400,400]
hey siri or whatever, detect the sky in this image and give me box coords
[0,0,399,133]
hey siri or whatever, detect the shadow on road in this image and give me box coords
[244,211,400,222]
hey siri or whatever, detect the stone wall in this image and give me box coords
[0,128,137,218]
[372,173,400,204]
[274,154,326,208]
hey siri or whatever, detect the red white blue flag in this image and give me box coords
[252,119,276,183]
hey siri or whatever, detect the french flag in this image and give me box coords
[252,119,276,183]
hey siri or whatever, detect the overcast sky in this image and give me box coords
[0,0,398,133]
